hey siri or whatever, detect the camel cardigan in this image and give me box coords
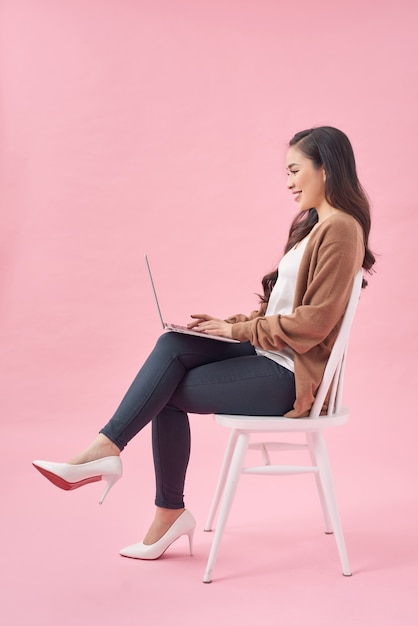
[226,212,365,417]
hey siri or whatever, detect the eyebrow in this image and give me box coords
[286,163,300,170]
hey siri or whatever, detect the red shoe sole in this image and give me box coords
[33,465,102,491]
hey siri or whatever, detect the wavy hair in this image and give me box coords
[260,126,375,302]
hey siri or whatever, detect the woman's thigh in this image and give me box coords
[170,355,295,416]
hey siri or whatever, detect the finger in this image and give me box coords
[190,314,212,320]
[199,322,221,334]
[187,320,201,329]
[193,322,212,332]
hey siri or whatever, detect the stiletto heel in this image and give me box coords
[99,471,121,505]
[187,525,194,556]
[120,510,196,560]
[32,456,122,504]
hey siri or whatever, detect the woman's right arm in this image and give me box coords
[187,304,267,333]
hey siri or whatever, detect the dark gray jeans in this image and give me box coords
[100,332,295,509]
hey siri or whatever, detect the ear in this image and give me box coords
[322,168,326,182]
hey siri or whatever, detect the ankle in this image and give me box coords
[143,508,185,545]
[68,435,120,464]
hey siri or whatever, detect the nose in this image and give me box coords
[286,175,294,189]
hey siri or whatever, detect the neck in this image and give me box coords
[316,202,339,223]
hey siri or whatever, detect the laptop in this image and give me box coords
[145,254,239,343]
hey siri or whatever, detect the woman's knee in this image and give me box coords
[155,331,184,353]
[152,332,194,362]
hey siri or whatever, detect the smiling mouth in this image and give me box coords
[293,191,302,202]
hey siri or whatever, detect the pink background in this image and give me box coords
[1,1,417,624]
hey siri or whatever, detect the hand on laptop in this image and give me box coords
[188,315,233,339]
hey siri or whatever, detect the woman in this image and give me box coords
[33,126,375,560]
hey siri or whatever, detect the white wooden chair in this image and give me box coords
[203,270,363,583]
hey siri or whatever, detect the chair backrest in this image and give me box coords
[309,270,363,418]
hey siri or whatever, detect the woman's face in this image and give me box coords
[286,145,326,213]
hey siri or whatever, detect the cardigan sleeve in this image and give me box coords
[230,216,364,352]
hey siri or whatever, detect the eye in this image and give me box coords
[288,170,299,176]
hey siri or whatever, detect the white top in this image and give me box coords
[255,236,310,371]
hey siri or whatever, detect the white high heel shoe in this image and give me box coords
[32,456,122,504]
[119,510,196,560]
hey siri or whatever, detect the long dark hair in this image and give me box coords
[260,126,375,303]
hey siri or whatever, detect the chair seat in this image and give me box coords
[215,409,349,432]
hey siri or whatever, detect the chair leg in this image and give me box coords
[203,431,249,583]
[306,432,333,534]
[310,432,352,576]
[204,429,239,531]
